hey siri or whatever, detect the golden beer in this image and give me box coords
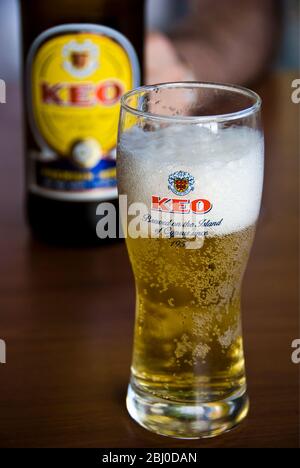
[118,83,264,438]
[128,226,255,403]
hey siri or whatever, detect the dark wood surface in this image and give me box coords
[0,73,299,448]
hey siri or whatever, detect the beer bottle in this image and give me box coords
[19,0,144,245]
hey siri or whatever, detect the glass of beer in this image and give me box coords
[117,83,264,439]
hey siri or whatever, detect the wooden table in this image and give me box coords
[0,73,299,448]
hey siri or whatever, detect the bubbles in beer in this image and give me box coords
[118,124,263,403]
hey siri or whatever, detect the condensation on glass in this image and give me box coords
[117,82,264,439]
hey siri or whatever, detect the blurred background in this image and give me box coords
[0,0,299,84]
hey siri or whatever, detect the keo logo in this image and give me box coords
[63,39,99,79]
[168,171,195,196]
[152,196,212,214]
[0,339,6,364]
[41,80,124,107]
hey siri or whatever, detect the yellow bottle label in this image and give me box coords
[28,24,140,201]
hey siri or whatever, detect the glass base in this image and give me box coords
[127,382,249,439]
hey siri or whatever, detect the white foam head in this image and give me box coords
[118,124,264,237]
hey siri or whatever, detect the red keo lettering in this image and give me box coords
[42,83,62,105]
[172,199,190,213]
[96,81,123,106]
[152,196,171,212]
[69,84,93,106]
[152,196,212,214]
[41,80,124,107]
[191,199,212,214]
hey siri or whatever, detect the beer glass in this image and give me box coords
[117,83,264,439]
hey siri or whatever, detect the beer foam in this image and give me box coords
[118,124,264,236]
